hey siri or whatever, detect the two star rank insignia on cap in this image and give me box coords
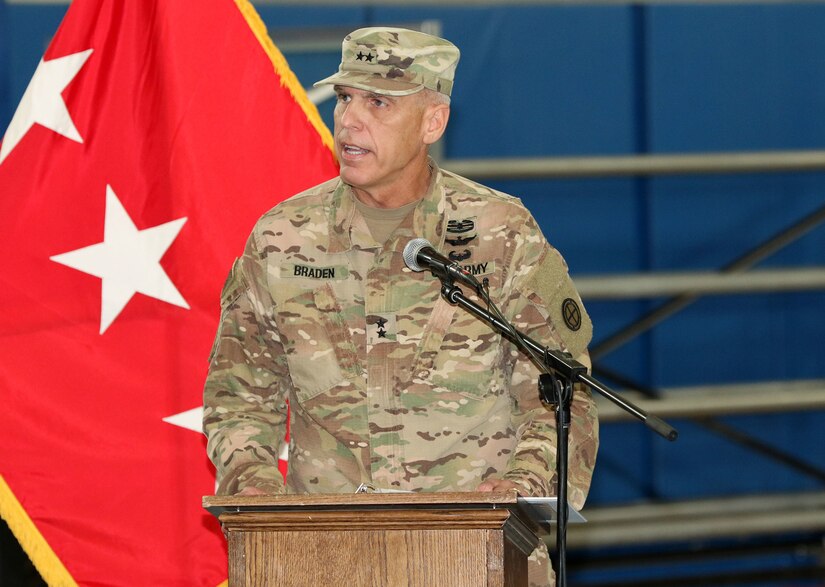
[356,51,376,62]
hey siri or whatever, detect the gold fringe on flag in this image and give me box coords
[234,0,337,157]
[0,475,78,587]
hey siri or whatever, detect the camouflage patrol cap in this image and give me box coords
[314,27,460,97]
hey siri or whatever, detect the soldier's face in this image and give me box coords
[333,85,434,200]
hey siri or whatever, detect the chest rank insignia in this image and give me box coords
[366,313,397,345]
[375,317,388,338]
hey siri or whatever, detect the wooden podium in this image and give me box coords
[203,492,545,586]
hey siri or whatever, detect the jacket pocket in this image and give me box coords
[273,282,359,403]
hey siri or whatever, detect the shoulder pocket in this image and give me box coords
[220,258,247,308]
[521,248,592,358]
[208,258,249,365]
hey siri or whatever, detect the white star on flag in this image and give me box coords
[0,49,93,165]
[163,406,289,461]
[51,184,189,334]
[162,406,204,433]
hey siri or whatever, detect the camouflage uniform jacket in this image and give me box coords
[204,163,599,508]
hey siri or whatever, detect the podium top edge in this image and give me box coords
[202,491,519,510]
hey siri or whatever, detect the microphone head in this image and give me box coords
[403,238,432,272]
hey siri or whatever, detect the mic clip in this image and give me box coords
[440,278,466,305]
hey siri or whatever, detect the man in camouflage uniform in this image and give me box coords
[204,27,598,585]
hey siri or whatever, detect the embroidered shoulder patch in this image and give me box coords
[561,298,582,331]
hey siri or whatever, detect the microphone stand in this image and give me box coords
[436,279,678,587]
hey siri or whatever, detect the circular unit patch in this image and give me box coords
[561,298,582,331]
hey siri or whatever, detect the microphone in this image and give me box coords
[403,238,481,291]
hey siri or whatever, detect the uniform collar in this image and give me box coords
[327,158,447,254]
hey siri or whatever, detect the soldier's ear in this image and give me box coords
[422,103,449,146]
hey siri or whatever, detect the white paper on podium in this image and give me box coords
[517,497,587,525]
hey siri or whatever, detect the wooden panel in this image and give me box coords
[401,529,487,585]
[486,529,505,587]
[502,532,529,587]
[245,530,384,586]
[237,528,490,586]
[227,532,246,587]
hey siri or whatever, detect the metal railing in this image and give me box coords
[576,267,825,299]
[444,150,825,179]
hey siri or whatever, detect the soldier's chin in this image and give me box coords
[340,166,373,190]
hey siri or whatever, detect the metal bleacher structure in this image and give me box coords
[273,15,825,584]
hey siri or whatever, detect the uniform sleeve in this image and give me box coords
[203,230,291,495]
[499,214,599,509]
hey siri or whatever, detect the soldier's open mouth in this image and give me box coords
[343,144,370,156]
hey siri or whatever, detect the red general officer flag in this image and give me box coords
[0,0,337,584]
